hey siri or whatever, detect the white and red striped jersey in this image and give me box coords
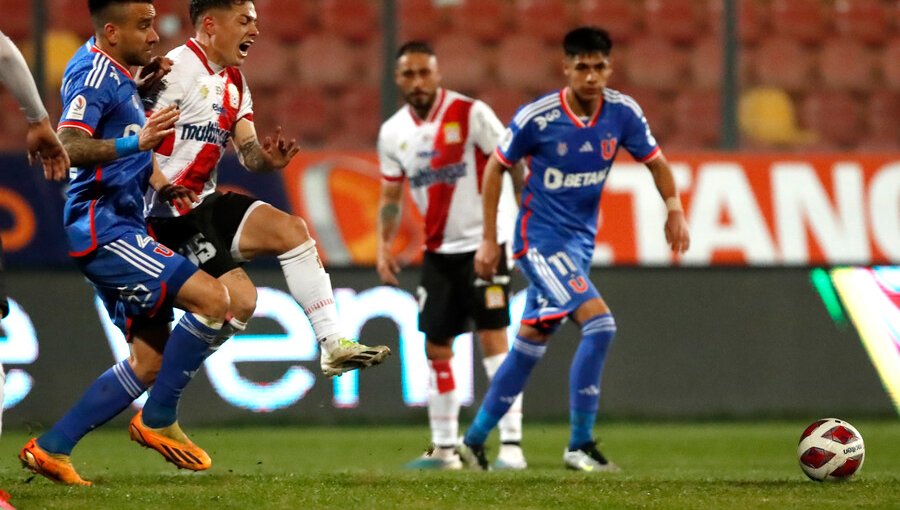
[144,38,253,218]
[378,88,517,254]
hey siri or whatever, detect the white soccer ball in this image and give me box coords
[797,418,865,482]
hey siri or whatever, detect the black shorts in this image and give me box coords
[418,246,511,343]
[148,191,261,278]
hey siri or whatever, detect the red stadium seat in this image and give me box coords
[49,0,95,39]
[255,0,314,43]
[751,36,814,93]
[447,0,511,44]
[355,39,385,86]
[576,0,638,44]
[296,33,356,88]
[335,86,382,149]
[495,35,557,92]
[432,33,489,93]
[690,36,723,90]
[276,86,333,145]
[801,91,863,148]
[643,0,701,45]
[622,38,687,91]
[478,86,532,126]
[320,0,378,44]
[241,36,292,89]
[513,0,570,45]
[3,2,33,40]
[881,38,900,89]
[818,39,875,92]
[770,0,828,45]
[398,0,442,43]
[706,0,767,45]
[834,0,887,47]
[864,89,900,144]
[669,90,721,149]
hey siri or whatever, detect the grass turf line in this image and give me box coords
[1,421,898,509]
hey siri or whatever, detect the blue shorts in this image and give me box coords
[515,244,601,334]
[74,231,198,337]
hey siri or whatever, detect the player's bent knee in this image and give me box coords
[229,287,256,321]
[279,215,310,248]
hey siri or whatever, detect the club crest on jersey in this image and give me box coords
[227,83,240,109]
[557,142,568,156]
[443,122,461,144]
[600,136,618,160]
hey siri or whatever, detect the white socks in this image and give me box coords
[483,352,524,444]
[428,359,459,448]
[278,240,343,353]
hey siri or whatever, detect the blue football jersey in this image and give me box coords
[497,87,661,259]
[60,42,151,256]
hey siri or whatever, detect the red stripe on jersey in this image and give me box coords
[58,121,94,136]
[90,45,133,79]
[382,174,405,182]
[494,147,514,167]
[186,38,216,75]
[156,133,176,157]
[474,148,489,194]
[174,143,222,196]
[512,193,533,259]
[69,198,98,257]
[424,98,472,251]
[148,282,168,318]
[638,146,662,162]
[559,88,603,128]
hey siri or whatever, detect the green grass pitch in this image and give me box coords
[1,421,899,509]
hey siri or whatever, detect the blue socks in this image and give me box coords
[141,313,221,428]
[38,360,146,455]
[568,314,616,449]
[464,336,546,446]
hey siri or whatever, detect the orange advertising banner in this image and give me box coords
[282,152,899,267]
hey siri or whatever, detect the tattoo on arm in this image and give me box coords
[58,128,117,167]
[380,203,400,223]
[238,137,271,172]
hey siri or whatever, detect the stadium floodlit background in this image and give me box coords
[0,2,898,505]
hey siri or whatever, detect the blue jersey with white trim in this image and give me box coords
[497,88,660,259]
[60,42,151,256]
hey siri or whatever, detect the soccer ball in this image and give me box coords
[797,418,865,482]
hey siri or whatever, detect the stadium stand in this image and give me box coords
[738,87,815,148]
[513,0,570,45]
[398,0,442,42]
[706,0,767,45]
[818,38,876,92]
[770,0,829,45]
[752,36,814,93]
[296,32,357,88]
[446,0,511,44]
[834,0,888,46]
[276,86,332,146]
[576,0,638,45]
[496,34,557,92]
[432,32,489,92]
[49,0,95,38]
[320,0,378,44]
[801,90,863,148]
[477,86,532,126]
[669,89,721,149]
[882,38,900,89]
[254,0,313,43]
[643,0,700,45]
[623,37,687,91]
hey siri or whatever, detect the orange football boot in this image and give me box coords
[129,411,211,471]
[19,438,92,486]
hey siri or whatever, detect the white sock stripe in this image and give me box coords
[277,237,317,262]
[528,250,570,305]
[103,244,161,277]
[513,338,547,358]
[178,315,219,343]
[112,240,165,271]
[113,361,143,398]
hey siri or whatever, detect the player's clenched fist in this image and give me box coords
[139,104,179,151]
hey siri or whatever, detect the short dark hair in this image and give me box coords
[563,26,613,57]
[88,0,153,23]
[190,0,253,25]
[396,41,434,60]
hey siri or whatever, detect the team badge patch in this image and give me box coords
[443,122,462,144]
[68,95,87,120]
[227,83,240,109]
[557,141,568,156]
[199,84,210,99]
[485,285,505,309]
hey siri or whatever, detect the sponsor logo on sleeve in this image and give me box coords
[67,95,87,121]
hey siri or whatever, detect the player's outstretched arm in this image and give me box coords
[26,118,69,181]
[645,155,690,254]
[149,154,197,210]
[475,153,509,279]
[59,104,178,167]
[376,181,404,286]
[234,119,299,173]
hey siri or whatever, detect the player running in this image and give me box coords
[459,27,690,471]
[377,42,526,470]
[142,0,390,377]
[20,0,231,485]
